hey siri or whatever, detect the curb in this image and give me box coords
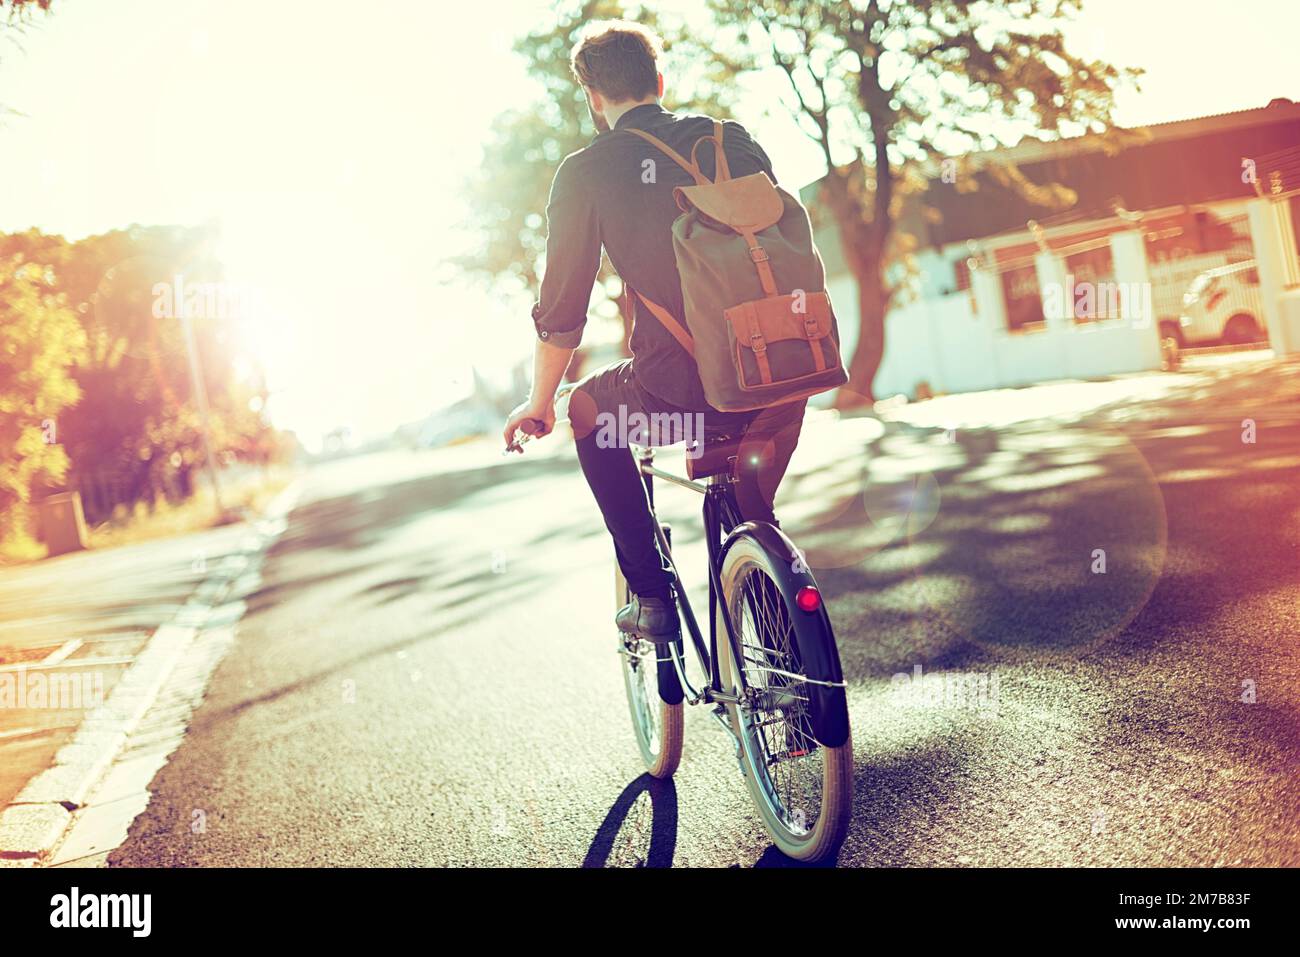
[0,478,303,863]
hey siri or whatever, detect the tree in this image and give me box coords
[0,2,53,73]
[66,227,270,518]
[0,0,52,35]
[0,250,85,547]
[0,226,275,526]
[705,0,1140,404]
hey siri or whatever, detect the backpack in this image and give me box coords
[622,119,849,412]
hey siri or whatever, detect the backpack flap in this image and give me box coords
[724,291,841,391]
[673,172,784,232]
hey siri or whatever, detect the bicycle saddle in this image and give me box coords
[685,427,744,480]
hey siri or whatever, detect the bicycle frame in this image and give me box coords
[632,444,753,709]
[619,438,855,862]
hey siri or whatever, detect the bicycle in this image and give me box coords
[620,427,856,865]
[509,413,854,863]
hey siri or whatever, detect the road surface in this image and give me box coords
[26,356,1300,867]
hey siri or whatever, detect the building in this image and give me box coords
[804,98,1300,400]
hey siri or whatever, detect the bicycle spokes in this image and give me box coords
[623,637,660,745]
[734,570,823,834]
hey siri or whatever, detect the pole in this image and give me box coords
[180,309,225,514]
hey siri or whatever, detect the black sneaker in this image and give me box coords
[615,593,681,645]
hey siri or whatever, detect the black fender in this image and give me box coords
[656,523,684,705]
[718,521,850,748]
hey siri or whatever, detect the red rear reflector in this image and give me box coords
[795,586,822,612]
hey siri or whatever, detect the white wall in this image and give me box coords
[828,228,1166,401]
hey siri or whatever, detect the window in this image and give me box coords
[1063,245,1117,322]
[1002,265,1044,331]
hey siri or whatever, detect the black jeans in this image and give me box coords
[568,358,806,602]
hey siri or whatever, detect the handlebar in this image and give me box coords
[505,387,574,455]
[504,416,551,455]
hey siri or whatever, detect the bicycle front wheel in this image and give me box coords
[716,530,854,863]
[615,552,684,779]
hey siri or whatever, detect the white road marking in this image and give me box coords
[41,639,83,667]
[0,477,305,864]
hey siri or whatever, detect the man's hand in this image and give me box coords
[502,398,556,454]
[503,334,572,453]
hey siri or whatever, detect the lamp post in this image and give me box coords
[180,306,226,515]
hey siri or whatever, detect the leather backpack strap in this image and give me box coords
[620,118,733,360]
[689,120,730,182]
[738,228,780,297]
[714,120,729,179]
[623,127,709,185]
[629,285,696,357]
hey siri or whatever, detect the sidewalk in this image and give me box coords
[0,481,302,862]
[872,348,1294,430]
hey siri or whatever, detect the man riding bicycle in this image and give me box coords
[502,18,807,646]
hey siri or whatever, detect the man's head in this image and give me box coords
[569,19,665,132]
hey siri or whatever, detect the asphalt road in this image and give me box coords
[105,357,1300,867]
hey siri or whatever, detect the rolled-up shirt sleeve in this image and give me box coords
[530,152,600,349]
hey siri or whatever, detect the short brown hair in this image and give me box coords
[569,19,663,103]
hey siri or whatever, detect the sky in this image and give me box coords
[1,0,1295,445]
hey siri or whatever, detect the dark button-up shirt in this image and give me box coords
[530,102,778,410]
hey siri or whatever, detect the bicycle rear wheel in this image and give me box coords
[716,530,854,863]
[615,537,684,779]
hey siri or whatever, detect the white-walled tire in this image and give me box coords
[615,564,684,779]
[716,534,854,863]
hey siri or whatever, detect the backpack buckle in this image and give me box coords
[749,246,770,264]
[749,333,767,354]
[803,315,820,338]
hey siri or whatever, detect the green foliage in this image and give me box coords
[0,226,277,537]
[708,0,1139,253]
[0,251,85,543]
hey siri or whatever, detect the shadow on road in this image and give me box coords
[581,773,680,868]
[801,355,1300,671]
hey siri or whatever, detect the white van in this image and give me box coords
[1176,261,1267,347]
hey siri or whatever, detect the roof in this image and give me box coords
[961,98,1300,170]
[805,98,1300,266]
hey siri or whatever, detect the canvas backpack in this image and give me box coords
[622,119,849,412]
